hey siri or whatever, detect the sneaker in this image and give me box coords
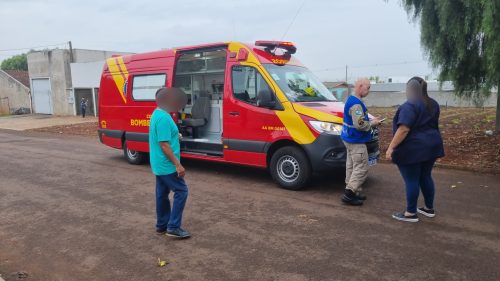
[166,228,191,239]
[341,189,363,206]
[392,212,419,223]
[417,207,436,218]
[356,193,367,201]
[156,228,167,235]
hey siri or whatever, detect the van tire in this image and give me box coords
[123,142,147,165]
[270,146,311,190]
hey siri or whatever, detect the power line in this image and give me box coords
[281,0,308,40]
[0,42,68,53]
[313,60,426,72]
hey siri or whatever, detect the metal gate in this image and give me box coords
[31,78,53,114]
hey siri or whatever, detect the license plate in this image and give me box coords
[368,157,378,166]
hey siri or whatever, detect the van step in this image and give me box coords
[182,149,223,157]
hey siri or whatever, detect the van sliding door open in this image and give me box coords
[173,48,227,157]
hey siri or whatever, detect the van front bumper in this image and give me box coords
[302,133,380,173]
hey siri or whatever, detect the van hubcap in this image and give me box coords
[277,155,300,183]
[127,149,138,159]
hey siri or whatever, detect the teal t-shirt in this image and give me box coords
[149,108,180,175]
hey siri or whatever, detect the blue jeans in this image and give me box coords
[397,159,436,213]
[155,173,188,230]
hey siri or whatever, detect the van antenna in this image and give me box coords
[281,0,308,40]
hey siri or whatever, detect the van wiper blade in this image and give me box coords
[296,96,328,102]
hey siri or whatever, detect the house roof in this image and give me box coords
[324,81,353,88]
[4,70,30,89]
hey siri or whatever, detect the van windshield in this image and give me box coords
[264,65,337,102]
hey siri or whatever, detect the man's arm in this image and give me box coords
[350,104,379,131]
[159,141,185,177]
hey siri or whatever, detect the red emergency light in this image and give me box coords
[255,40,297,55]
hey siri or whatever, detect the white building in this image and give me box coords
[27,48,133,116]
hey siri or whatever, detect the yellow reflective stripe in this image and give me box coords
[292,103,343,124]
[274,102,316,144]
[106,58,127,103]
[117,57,129,76]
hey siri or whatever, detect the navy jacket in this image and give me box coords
[392,98,445,165]
[341,95,372,144]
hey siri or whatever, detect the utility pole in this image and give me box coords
[68,41,74,63]
[345,65,348,83]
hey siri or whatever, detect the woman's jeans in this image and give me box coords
[397,159,437,213]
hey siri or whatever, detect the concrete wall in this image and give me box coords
[72,49,131,63]
[362,82,497,107]
[364,91,498,107]
[70,61,105,88]
[70,62,103,116]
[27,49,133,115]
[28,49,73,115]
[0,70,31,114]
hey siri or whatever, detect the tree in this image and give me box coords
[0,53,28,71]
[369,76,381,83]
[400,0,500,131]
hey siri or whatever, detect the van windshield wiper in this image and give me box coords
[295,96,328,102]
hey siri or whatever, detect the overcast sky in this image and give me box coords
[0,0,435,82]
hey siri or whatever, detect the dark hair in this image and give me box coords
[408,76,433,113]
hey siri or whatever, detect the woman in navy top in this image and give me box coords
[386,77,444,222]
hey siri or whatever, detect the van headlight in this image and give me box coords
[309,121,342,135]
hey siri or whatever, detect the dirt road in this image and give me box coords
[0,115,97,131]
[0,130,499,281]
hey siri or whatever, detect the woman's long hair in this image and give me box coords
[408,76,433,113]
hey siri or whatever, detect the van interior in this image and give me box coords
[174,48,226,156]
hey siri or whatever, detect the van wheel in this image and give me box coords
[270,146,311,190]
[123,142,147,165]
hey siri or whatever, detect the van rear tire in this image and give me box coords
[270,146,311,190]
[123,142,147,165]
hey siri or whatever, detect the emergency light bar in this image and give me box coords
[255,40,297,55]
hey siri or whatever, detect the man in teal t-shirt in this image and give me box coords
[149,87,190,239]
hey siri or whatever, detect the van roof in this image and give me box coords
[110,41,303,67]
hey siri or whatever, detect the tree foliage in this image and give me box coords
[0,53,28,71]
[401,0,499,99]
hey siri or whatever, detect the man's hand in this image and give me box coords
[370,117,382,127]
[385,147,394,161]
[179,133,183,141]
[176,163,185,178]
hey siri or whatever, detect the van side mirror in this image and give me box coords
[256,89,278,109]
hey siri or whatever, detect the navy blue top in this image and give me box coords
[392,98,445,165]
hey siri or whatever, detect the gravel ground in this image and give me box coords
[0,129,499,281]
[370,107,499,173]
[0,115,96,131]
[27,107,500,173]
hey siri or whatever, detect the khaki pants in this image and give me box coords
[344,141,368,194]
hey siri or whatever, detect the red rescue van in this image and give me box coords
[98,41,379,190]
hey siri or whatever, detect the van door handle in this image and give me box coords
[228,111,240,116]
